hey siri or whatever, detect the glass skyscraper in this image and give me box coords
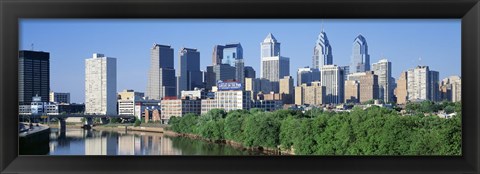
[350,34,370,73]
[146,44,176,100]
[312,30,333,69]
[177,48,202,97]
[223,43,245,84]
[261,33,280,58]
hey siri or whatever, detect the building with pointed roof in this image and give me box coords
[313,30,333,69]
[350,34,370,73]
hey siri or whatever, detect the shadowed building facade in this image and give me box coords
[19,50,50,105]
[177,48,202,97]
[146,44,176,100]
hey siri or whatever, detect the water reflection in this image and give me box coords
[47,128,261,155]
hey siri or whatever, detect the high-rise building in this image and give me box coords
[85,53,117,115]
[244,78,272,99]
[244,66,256,79]
[440,76,461,102]
[297,67,320,86]
[372,59,393,103]
[261,33,280,58]
[347,71,379,103]
[223,43,245,84]
[146,44,176,100]
[19,50,50,105]
[312,30,333,69]
[350,34,370,73]
[212,45,225,65]
[294,82,325,106]
[321,65,344,104]
[279,76,294,104]
[205,64,236,90]
[395,71,408,105]
[49,91,70,104]
[407,66,430,101]
[429,71,440,102]
[260,33,289,92]
[177,48,202,97]
[344,80,360,103]
[340,66,350,81]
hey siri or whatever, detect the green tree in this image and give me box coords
[224,111,247,142]
[243,112,281,148]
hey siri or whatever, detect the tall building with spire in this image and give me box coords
[260,33,290,92]
[350,34,370,73]
[146,44,176,100]
[312,30,333,69]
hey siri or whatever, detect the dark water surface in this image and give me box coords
[45,128,262,155]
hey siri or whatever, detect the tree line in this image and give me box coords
[168,101,461,155]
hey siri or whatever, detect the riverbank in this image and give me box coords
[93,124,292,155]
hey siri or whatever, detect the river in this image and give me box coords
[45,128,263,155]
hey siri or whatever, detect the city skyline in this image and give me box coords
[20,19,461,103]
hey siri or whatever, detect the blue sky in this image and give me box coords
[20,19,461,103]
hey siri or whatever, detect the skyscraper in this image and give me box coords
[407,66,430,101]
[312,30,333,69]
[19,50,50,105]
[429,71,440,102]
[205,64,236,90]
[146,44,176,100]
[212,45,225,65]
[372,59,393,103]
[260,33,290,92]
[223,43,245,84]
[297,67,320,86]
[350,34,370,73]
[177,48,202,97]
[321,65,344,104]
[261,33,280,58]
[85,53,117,115]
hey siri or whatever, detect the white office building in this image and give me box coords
[321,65,344,104]
[372,59,393,103]
[407,66,429,101]
[260,33,289,92]
[85,53,117,115]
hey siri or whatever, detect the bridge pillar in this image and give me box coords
[57,118,66,133]
[85,117,93,127]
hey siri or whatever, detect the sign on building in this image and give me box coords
[217,80,242,91]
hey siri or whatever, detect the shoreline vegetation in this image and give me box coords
[168,101,461,156]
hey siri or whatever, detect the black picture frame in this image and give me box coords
[1,0,479,173]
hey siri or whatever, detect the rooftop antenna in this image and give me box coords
[31,43,34,51]
[418,57,422,66]
[321,19,324,32]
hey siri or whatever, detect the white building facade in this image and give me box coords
[372,59,393,103]
[321,65,344,104]
[85,53,117,115]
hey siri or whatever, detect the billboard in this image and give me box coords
[217,80,242,91]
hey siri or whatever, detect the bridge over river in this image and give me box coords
[19,114,136,132]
